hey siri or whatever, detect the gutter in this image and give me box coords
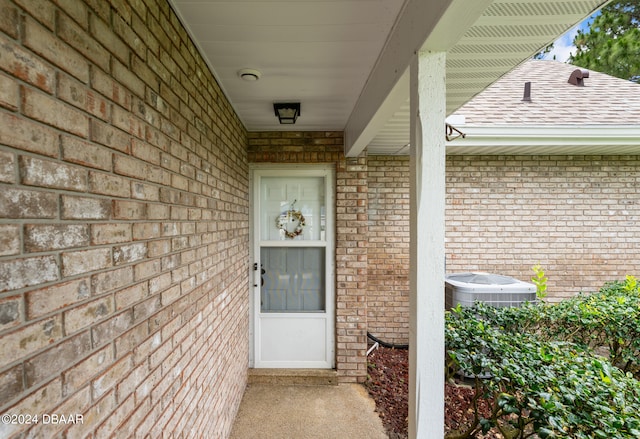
[446,125,640,154]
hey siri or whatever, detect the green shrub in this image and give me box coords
[536,276,640,377]
[467,276,640,378]
[445,277,640,439]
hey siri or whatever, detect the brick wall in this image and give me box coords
[447,155,640,301]
[0,1,249,437]
[366,156,410,344]
[248,132,369,383]
[336,155,369,382]
[366,154,640,344]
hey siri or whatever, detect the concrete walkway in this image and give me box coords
[229,383,388,439]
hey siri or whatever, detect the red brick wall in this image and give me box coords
[248,132,369,383]
[0,1,249,437]
[366,154,640,344]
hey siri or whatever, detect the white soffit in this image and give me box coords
[169,0,406,132]
[359,0,609,156]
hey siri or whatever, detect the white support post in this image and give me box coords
[409,50,446,438]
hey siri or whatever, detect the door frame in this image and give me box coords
[248,164,335,368]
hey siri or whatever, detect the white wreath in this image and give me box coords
[276,209,306,239]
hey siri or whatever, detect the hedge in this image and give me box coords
[445,276,640,439]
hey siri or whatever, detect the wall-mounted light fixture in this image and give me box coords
[273,103,301,124]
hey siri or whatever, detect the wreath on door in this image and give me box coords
[276,201,306,239]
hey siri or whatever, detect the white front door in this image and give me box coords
[251,166,335,368]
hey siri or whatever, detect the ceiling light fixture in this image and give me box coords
[273,103,301,124]
[238,68,261,81]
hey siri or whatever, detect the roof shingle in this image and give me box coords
[453,60,640,126]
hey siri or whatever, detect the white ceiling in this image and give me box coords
[169,0,610,155]
[170,0,405,131]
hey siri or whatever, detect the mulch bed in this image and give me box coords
[365,346,501,439]
[365,346,409,438]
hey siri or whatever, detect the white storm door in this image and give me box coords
[252,168,334,369]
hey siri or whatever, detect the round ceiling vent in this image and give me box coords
[238,68,261,81]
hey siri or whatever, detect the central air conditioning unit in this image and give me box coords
[445,272,536,309]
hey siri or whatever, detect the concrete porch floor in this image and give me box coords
[229,374,388,439]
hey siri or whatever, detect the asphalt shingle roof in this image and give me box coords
[454,60,640,126]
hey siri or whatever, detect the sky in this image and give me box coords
[540,15,597,62]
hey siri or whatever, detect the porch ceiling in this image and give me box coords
[169,0,609,156]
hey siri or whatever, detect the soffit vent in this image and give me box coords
[450,43,541,54]
[464,24,569,39]
[447,58,522,69]
[484,1,599,17]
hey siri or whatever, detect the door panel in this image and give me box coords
[260,316,327,362]
[252,168,334,369]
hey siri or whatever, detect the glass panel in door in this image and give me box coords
[259,176,325,241]
[261,247,325,312]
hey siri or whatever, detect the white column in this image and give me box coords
[409,50,446,438]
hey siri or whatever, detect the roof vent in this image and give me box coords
[522,81,531,102]
[568,69,589,86]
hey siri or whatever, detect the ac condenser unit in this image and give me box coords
[445,272,536,309]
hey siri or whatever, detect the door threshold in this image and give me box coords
[248,368,338,386]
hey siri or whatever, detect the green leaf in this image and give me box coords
[538,427,556,438]
[480,418,493,433]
